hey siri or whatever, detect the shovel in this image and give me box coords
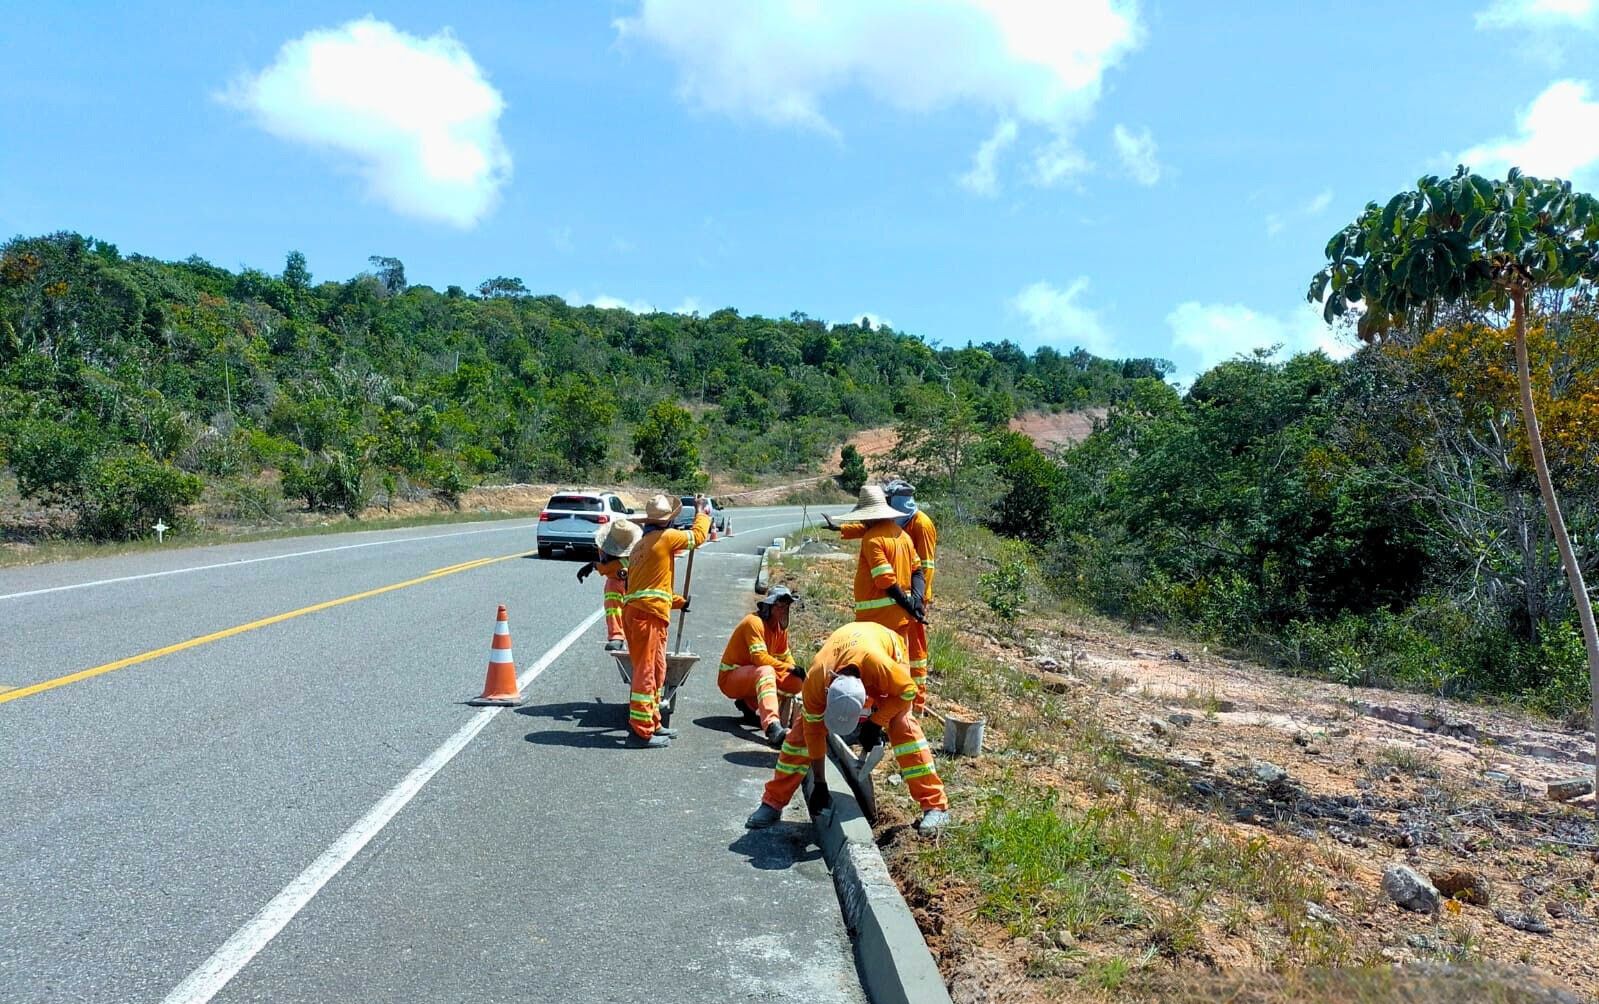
[826,730,888,822]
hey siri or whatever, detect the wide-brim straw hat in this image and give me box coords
[596,518,643,557]
[837,485,902,523]
[640,493,683,525]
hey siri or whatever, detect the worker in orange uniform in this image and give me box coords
[578,518,642,652]
[744,620,948,835]
[827,479,936,713]
[619,493,710,748]
[718,586,801,747]
[830,485,926,643]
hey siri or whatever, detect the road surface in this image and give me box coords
[0,506,863,1003]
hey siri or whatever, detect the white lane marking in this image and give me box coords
[0,522,538,602]
[159,608,603,1004]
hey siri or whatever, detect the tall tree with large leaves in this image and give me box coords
[1312,167,1599,784]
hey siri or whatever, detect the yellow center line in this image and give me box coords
[0,550,533,707]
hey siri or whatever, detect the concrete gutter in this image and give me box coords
[806,761,953,1004]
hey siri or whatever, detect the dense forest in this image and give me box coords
[0,231,1163,537]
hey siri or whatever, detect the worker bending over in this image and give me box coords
[745,621,948,835]
[619,493,709,749]
[579,518,640,652]
[828,479,936,713]
[717,586,801,746]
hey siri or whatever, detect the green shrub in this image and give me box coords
[979,545,1029,624]
[425,457,468,511]
[74,450,204,539]
[282,451,368,517]
[838,444,868,494]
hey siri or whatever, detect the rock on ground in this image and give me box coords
[1382,864,1440,913]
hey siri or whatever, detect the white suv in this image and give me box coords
[536,491,632,559]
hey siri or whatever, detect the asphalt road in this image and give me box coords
[0,505,863,1004]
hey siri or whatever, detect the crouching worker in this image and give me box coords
[744,621,949,835]
[718,586,802,746]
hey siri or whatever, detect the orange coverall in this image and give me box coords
[596,561,628,642]
[760,622,946,813]
[840,511,936,712]
[618,512,709,738]
[718,611,800,729]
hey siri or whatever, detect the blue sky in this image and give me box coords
[5,1,1599,377]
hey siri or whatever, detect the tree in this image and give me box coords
[1312,167,1599,783]
[838,443,868,494]
[545,373,617,471]
[367,256,407,295]
[477,275,527,298]
[882,388,998,522]
[633,400,701,483]
[281,251,311,290]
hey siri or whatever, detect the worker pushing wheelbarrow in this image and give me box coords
[591,493,712,749]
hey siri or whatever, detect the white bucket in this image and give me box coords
[941,714,985,757]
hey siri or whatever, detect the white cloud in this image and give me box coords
[1265,188,1333,237]
[222,18,510,228]
[1477,0,1596,29]
[1456,79,1599,184]
[959,119,1019,196]
[1111,123,1160,185]
[615,0,1142,191]
[571,292,703,316]
[1165,300,1352,380]
[854,312,894,331]
[1010,277,1114,356]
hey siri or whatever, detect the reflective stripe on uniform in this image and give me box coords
[629,709,654,722]
[747,641,767,653]
[718,662,738,673]
[894,738,930,757]
[775,761,810,776]
[901,686,918,700]
[909,658,929,669]
[780,742,808,756]
[624,588,674,603]
[855,597,896,611]
[629,691,655,705]
[868,563,893,577]
[921,559,936,570]
[900,762,935,780]
[803,711,825,723]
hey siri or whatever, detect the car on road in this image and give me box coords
[537,491,632,558]
[670,495,729,535]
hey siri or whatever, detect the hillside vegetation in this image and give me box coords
[0,231,1163,540]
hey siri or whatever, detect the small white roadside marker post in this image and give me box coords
[152,519,169,543]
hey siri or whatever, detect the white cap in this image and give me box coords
[824,675,867,735]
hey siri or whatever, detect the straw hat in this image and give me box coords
[595,518,643,557]
[836,484,902,523]
[640,493,683,525]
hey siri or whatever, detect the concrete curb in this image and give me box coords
[806,760,952,1004]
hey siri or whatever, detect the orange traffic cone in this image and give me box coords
[709,523,720,542]
[470,605,520,705]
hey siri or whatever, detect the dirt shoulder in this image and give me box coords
[770,526,1595,1003]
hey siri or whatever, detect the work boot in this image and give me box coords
[915,809,949,836]
[745,803,782,829]
[763,720,786,747]
[604,639,624,652]
[655,724,679,738]
[733,699,759,726]
[627,732,672,750]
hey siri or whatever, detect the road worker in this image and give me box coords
[717,585,801,746]
[744,620,948,835]
[620,493,710,749]
[577,518,642,652]
[827,479,936,713]
[830,485,925,643]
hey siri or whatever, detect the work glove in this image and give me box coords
[856,719,886,752]
[679,595,691,613]
[576,562,595,583]
[806,772,832,815]
[887,585,928,625]
[788,664,807,682]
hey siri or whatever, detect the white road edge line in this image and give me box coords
[0,522,539,602]
[160,607,604,1004]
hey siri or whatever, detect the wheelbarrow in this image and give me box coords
[609,649,698,727]
[606,525,703,727]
